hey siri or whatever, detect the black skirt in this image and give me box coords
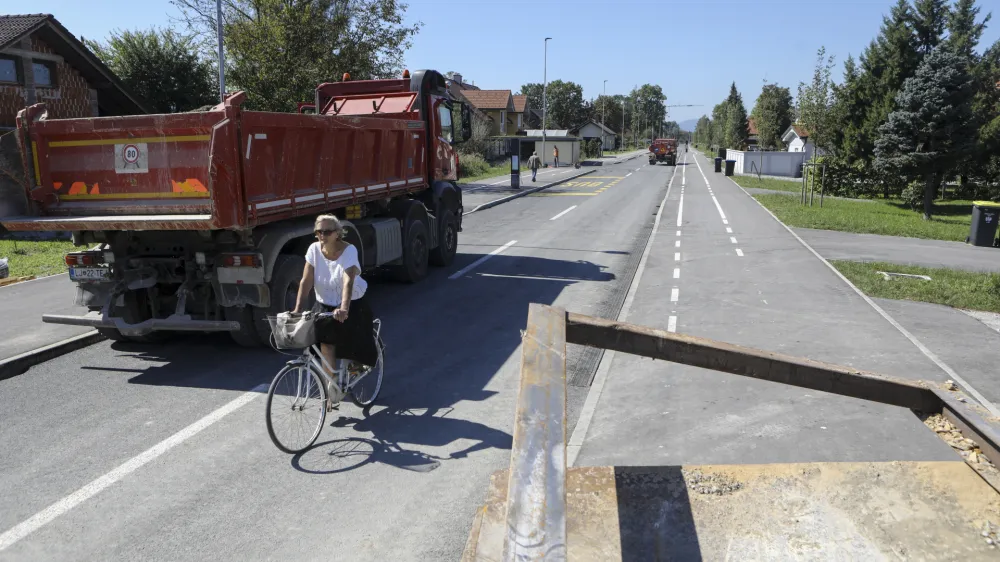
[312,296,378,366]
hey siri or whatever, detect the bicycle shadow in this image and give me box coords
[291,397,513,475]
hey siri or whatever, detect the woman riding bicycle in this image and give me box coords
[293,214,378,380]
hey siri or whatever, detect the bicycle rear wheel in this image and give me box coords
[350,328,385,407]
[266,364,327,454]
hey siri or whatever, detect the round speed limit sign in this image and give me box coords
[122,144,140,164]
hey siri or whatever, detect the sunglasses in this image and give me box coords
[315,229,337,237]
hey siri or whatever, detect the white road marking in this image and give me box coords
[691,148,711,185]
[736,249,744,256]
[549,205,577,221]
[567,163,680,467]
[0,383,269,552]
[730,236,738,244]
[448,240,517,280]
[676,194,684,227]
[724,175,1000,418]
[667,316,677,332]
[711,194,727,220]
[675,240,680,248]
[726,227,733,233]
[674,252,680,261]
[676,230,681,236]
[673,268,680,279]
[723,219,729,225]
[670,288,679,302]
[625,172,633,177]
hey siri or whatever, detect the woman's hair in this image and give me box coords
[314,214,346,239]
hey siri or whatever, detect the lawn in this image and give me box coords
[458,162,510,183]
[753,193,973,242]
[0,238,75,279]
[831,260,1000,314]
[730,175,802,193]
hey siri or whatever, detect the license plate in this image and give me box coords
[69,267,111,282]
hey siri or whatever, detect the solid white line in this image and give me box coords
[736,249,744,257]
[673,268,680,279]
[567,163,679,467]
[726,227,733,234]
[448,240,517,280]
[0,384,268,552]
[730,236,738,244]
[667,316,677,332]
[723,175,1000,418]
[676,194,684,227]
[670,288,679,302]
[549,205,577,221]
[674,252,680,261]
[692,149,711,185]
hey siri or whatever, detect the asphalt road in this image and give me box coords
[0,274,91,360]
[572,150,993,467]
[0,157,670,561]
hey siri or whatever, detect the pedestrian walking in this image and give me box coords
[527,151,541,182]
[553,145,559,168]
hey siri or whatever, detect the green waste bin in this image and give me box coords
[724,160,736,176]
[968,201,1000,247]
[714,157,722,173]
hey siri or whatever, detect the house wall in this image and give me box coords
[0,35,97,128]
[727,149,806,178]
[786,137,816,158]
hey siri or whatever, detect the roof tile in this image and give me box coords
[512,94,528,113]
[461,89,512,110]
[0,14,51,50]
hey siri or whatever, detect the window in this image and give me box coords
[517,113,522,129]
[0,57,18,84]
[32,61,56,87]
[438,103,453,143]
[500,110,506,134]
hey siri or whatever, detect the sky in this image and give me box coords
[20,0,1000,128]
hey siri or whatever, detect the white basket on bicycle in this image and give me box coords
[267,311,318,349]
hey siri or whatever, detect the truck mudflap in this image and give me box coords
[42,311,241,337]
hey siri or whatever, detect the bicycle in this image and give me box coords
[264,312,385,454]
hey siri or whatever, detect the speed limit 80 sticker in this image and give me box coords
[114,142,148,173]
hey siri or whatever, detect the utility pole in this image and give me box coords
[542,37,552,166]
[602,79,607,152]
[621,98,626,150]
[216,0,225,102]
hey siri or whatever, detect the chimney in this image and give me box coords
[453,73,463,85]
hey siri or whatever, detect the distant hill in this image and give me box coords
[678,118,699,132]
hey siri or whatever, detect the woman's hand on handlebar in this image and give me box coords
[334,308,349,322]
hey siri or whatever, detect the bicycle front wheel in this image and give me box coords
[266,364,327,454]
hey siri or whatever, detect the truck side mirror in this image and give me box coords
[461,103,472,142]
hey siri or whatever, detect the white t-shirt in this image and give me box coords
[305,242,367,306]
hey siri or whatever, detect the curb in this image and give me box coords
[0,275,36,288]
[0,330,106,382]
[580,152,647,167]
[464,169,597,215]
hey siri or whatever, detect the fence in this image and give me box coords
[726,149,806,178]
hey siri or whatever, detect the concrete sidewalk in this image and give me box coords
[580,149,648,166]
[795,227,1000,272]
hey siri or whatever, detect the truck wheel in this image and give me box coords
[225,305,262,347]
[428,210,458,267]
[393,219,429,283]
[253,254,307,343]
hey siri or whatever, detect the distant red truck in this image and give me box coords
[4,69,471,345]
[648,138,678,166]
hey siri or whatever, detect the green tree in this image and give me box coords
[750,83,793,149]
[693,115,711,145]
[87,28,216,113]
[875,48,976,219]
[797,47,837,154]
[910,0,950,55]
[946,0,990,58]
[172,0,420,112]
[971,39,1000,191]
[521,80,585,129]
[518,83,544,120]
[723,82,748,149]
[710,101,727,147]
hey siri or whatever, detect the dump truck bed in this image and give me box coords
[5,93,428,232]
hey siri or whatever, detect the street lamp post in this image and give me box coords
[621,99,626,150]
[216,0,225,102]
[542,37,551,167]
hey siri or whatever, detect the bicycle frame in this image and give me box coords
[286,318,383,406]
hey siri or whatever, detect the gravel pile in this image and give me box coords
[682,469,743,496]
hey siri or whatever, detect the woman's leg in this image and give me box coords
[319,343,336,376]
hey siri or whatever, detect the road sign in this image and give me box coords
[114,142,148,173]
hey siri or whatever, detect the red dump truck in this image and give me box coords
[3,69,471,345]
[648,138,677,166]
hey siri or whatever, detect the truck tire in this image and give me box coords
[428,209,458,267]
[253,254,307,343]
[393,219,429,283]
[225,305,262,347]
